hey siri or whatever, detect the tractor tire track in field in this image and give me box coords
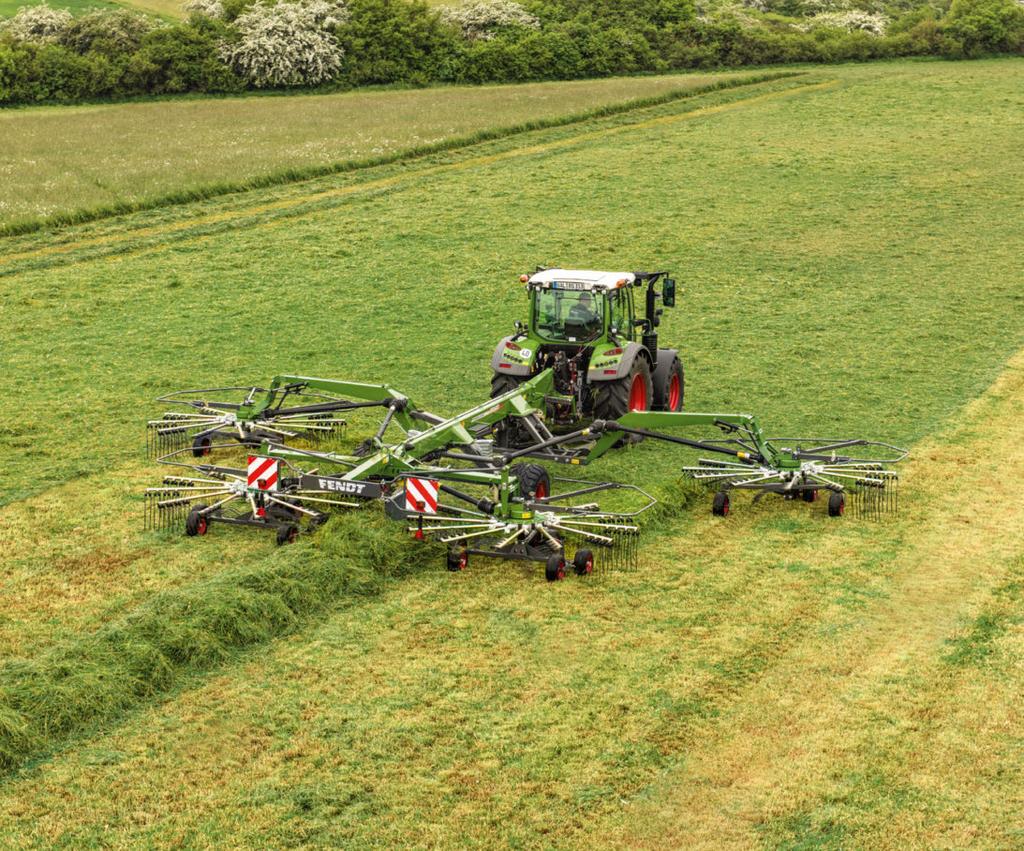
[0,76,833,278]
[588,347,1024,849]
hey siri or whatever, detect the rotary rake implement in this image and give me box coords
[142,368,906,581]
[146,381,356,458]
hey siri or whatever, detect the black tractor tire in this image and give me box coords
[510,462,551,500]
[573,549,594,576]
[712,491,730,517]
[185,505,209,536]
[192,433,214,457]
[654,357,685,412]
[490,373,527,448]
[828,492,845,517]
[545,553,567,582]
[276,524,299,546]
[593,357,654,421]
[447,549,468,572]
[801,489,818,503]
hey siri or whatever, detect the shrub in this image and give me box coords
[127,18,241,93]
[60,9,158,56]
[439,0,539,41]
[220,0,347,87]
[943,0,1024,54]
[804,10,890,33]
[0,3,72,44]
[336,0,459,86]
[183,0,228,19]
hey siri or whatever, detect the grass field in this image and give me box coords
[1,58,1023,846]
[0,69,753,233]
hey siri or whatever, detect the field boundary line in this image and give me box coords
[0,76,833,270]
[0,71,801,242]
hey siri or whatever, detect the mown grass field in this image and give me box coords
[0,69,750,233]
[0,58,1023,847]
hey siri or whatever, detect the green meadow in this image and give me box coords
[0,58,1022,846]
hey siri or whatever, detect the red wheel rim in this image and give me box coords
[723,497,729,516]
[558,561,565,580]
[668,374,680,411]
[838,498,844,516]
[584,556,593,574]
[459,552,467,570]
[197,516,207,535]
[535,481,548,499]
[629,374,647,411]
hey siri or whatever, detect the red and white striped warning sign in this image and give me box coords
[405,477,439,514]
[247,455,279,491]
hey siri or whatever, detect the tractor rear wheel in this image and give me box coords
[593,357,653,420]
[545,553,566,582]
[510,462,550,500]
[655,357,685,412]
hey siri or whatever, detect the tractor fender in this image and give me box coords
[491,336,534,377]
[587,341,650,382]
[651,348,680,410]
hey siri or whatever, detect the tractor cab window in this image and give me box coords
[534,288,605,342]
[610,290,631,340]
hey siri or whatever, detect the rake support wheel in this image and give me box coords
[545,553,566,582]
[573,549,594,576]
[185,504,209,536]
[447,549,468,572]
[712,491,730,517]
[276,524,299,546]
[828,492,845,517]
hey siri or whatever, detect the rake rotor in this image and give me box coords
[147,385,348,458]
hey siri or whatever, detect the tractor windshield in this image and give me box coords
[533,288,604,342]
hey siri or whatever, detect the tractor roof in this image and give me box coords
[527,269,636,291]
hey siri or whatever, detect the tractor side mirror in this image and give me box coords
[662,278,676,307]
[514,320,524,333]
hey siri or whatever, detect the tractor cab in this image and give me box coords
[490,268,683,431]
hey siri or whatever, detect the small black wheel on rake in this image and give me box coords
[802,489,818,503]
[447,549,468,572]
[545,553,566,582]
[573,549,594,576]
[828,492,845,517]
[712,492,730,517]
[276,524,299,546]
[185,505,209,537]
[192,434,214,457]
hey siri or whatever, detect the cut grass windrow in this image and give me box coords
[0,481,695,777]
[0,70,800,241]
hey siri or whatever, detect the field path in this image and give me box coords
[594,348,1024,848]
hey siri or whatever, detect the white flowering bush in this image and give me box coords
[220,0,348,88]
[804,9,890,33]
[0,3,73,44]
[439,0,540,41]
[183,0,226,20]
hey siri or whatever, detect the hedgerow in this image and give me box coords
[0,0,1021,106]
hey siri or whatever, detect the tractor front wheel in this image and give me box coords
[510,462,550,500]
[593,357,653,420]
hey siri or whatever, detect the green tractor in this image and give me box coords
[490,269,683,438]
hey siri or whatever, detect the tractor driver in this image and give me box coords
[566,291,601,337]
